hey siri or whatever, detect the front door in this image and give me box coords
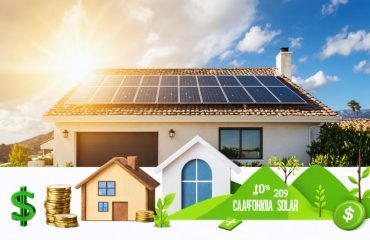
[112,202,128,221]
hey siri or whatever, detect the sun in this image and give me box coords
[57,50,96,83]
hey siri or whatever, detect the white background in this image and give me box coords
[0,167,368,240]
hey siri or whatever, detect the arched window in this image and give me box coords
[181,159,212,208]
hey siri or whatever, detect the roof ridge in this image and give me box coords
[75,157,159,190]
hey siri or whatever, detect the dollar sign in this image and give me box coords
[342,206,354,223]
[11,186,36,227]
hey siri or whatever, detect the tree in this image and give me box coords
[268,155,301,184]
[308,123,370,166]
[347,100,360,118]
[8,144,30,167]
[355,103,362,117]
[348,150,370,202]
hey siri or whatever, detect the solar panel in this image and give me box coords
[198,76,219,86]
[68,74,307,105]
[222,87,254,103]
[180,87,201,103]
[158,87,178,103]
[217,76,240,86]
[256,76,284,86]
[235,76,262,86]
[102,75,124,86]
[84,75,105,87]
[113,87,138,103]
[90,87,117,103]
[268,87,305,103]
[135,87,158,103]
[161,76,178,86]
[180,76,197,86]
[244,87,279,102]
[122,75,141,86]
[141,75,160,86]
[68,87,97,103]
[199,87,227,102]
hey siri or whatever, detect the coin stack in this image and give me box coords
[44,184,78,227]
[135,210,154,222]
[54,214,79,228]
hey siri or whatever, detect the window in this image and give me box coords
[219,128,262,159]
[98,202,109,212]
[181,159,212,209]
[98,181,115,196]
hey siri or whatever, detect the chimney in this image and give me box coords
[127,156,138,171]
[276,47,292,79]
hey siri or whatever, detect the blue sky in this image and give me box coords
[209,0,370,110]
[0,0,369,143]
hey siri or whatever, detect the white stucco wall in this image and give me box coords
[162,143,232,214]
[53,121,318,167]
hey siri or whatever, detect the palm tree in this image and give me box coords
[347,100,360,118]
[355,103,361,117]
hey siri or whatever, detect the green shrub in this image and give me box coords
[310,154,350,167]
[308,123,370,166]
[232,160,263,167]
[65,162,74,167]
[8,144,30,167]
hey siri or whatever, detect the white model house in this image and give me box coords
[155,135,240,213]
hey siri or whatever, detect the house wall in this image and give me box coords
[53,121,318,167]
[85,163,147,220]
[162,142,231,214]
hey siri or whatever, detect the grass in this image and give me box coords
[170,195,231,220]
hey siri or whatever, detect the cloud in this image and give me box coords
[321,27,370,58]
[229,59,244,67]
[292,71,339,91]
[354,60,370,74]
[145,32,160,44]
[0,98,53,144]
[237,25,281,54]
[321,0,348,15]
[298,56,308,63]
[288,37,303,49]
[219,50,233,60]
[0,0,259,143]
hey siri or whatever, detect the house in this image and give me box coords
[43,47,340,168]
[75,156,159,221]
[155,135,241,213]
[40,138,54,156]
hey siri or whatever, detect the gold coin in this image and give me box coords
[47,184,72,189]
[54,214,77,219]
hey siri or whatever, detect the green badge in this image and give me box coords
[333,200,366,230]
[218,217,242,231]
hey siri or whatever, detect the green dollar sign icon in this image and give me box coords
[11,186,36,227]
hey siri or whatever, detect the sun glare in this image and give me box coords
[55,50,95,84]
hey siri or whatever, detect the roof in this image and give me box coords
[45,68,338,118]
[337,118,370,130]
[155,135,241,174]
[75,157,160,191]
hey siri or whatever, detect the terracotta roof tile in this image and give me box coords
[338,119,370,130]
[75,157,159,191]
[45,68,338,118]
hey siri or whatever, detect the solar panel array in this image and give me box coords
[67,75,307,104]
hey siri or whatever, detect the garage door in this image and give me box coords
[76,132,158,167]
